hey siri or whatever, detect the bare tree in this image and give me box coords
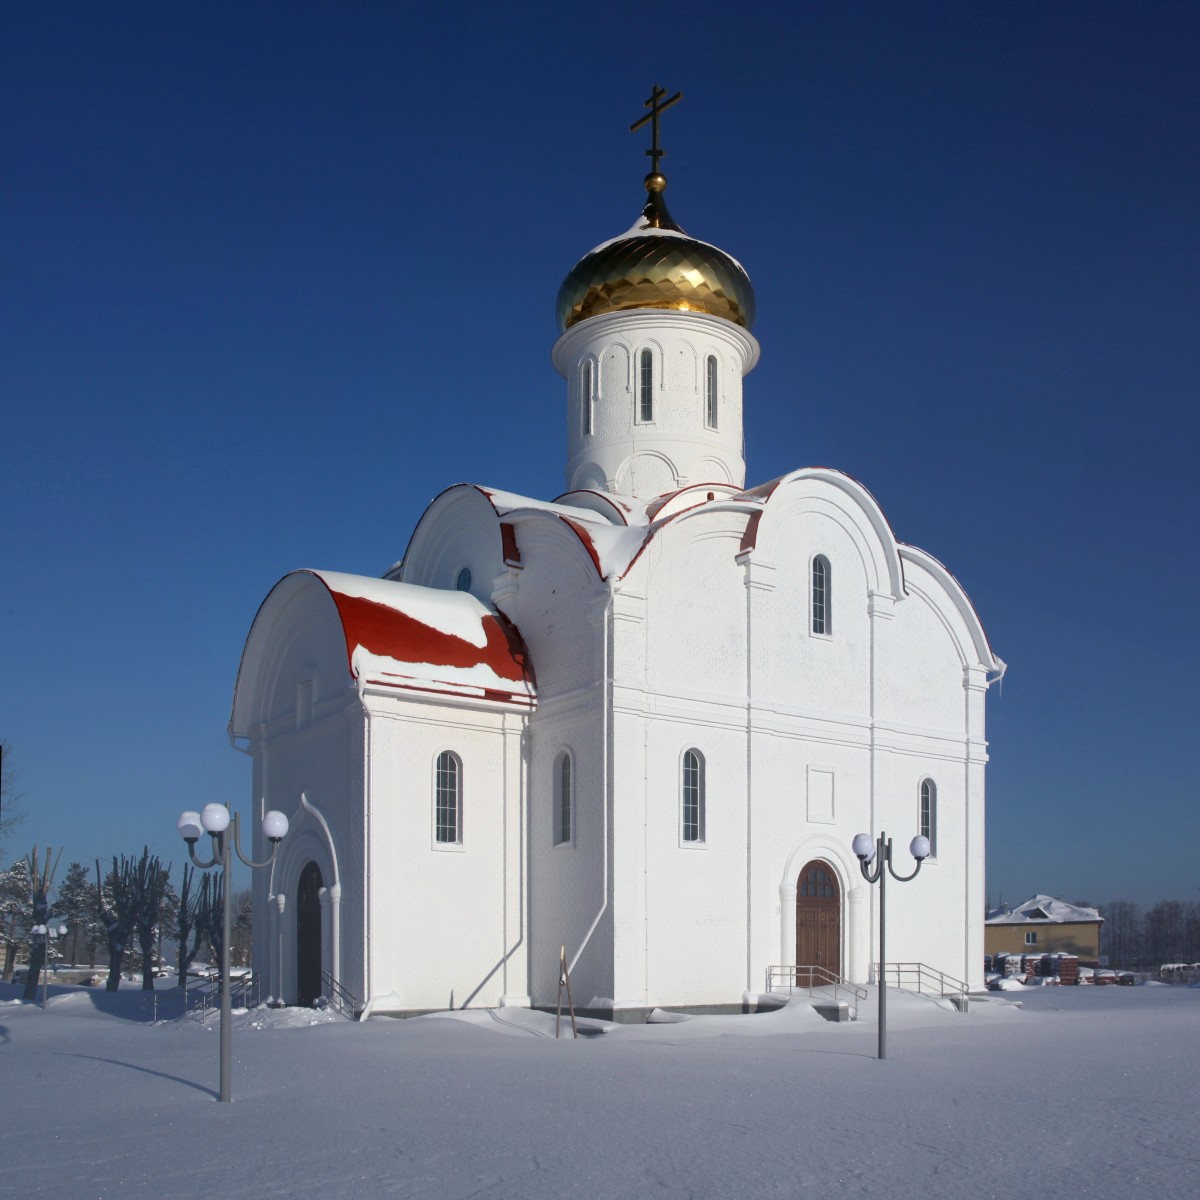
[1145,900,1186,967]
[175,864,205,984]
[128,848,172,990]
[84,871,113,969]
[1184,901,1200,964]
[21,846,63,1001]
[1099,900,1141,969]
[96,857,137,992]
[157,879,180,973]
[200,871,225,980]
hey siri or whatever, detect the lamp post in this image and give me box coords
[30,923,67,1010]
[852,830,930,1061]
[176,802,288,1102]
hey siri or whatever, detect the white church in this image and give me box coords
[231,94,1004,1018]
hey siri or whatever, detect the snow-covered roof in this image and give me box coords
[476,487,607,527]
[985,895,1103,926]
[399,472,1001,678]
[311,570,535,708]
[428,473,904,590]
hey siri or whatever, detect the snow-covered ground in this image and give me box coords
[2,979,1197,1198]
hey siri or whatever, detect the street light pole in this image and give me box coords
[30,923,67,1010]
[852,830,930,1061]
[177,803,288,1103]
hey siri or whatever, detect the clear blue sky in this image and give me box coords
[2,2,1197,911]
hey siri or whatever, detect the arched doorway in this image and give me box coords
[296,861,323,1007]
[795,860,840,984]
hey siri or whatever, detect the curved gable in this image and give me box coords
[397,484,507,599]
[899,545,1003,675]
[747,469,905,599]
[230,570,354,739]
[231,570,536,739]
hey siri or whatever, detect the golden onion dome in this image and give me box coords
[556,173,756,333]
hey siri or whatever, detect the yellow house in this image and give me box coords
[985,895,1103,963]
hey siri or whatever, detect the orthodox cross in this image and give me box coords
[630,84,683,175]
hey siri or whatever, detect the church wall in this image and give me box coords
[963,751,987,989]
[642,517,749,697]
[596,344,630,441]
[494,519,604,698]
[748,722,874,973]
[876,586,971,733]
[741,718,979,992]
[501,520,615,1009]
[869,558,989,988]
[237,576,370,1006]
[634,712,750,1006]
[555,309,756,496]
[527,694,612,1010]
[866,744,972,983]
[610,516,752,1006]
[250,700,367,1007]
[758,499,873,718]
[363,696,527,1013]
[600,489,993,1004]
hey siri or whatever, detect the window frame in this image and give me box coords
[434,750,463,847]
[681,748,706,845]
[1025,931,1038,946]
[919,777,937,860]
[638,348,654,423]
[811,554,831,636]
[704,355,718,429]
[554,750,574,847]
[581,360,594,437]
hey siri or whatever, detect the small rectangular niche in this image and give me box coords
[295,678,314,730]
[807,767,835,824]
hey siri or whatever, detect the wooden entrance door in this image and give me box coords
[795,861,840,985]
[296,861,323,1007]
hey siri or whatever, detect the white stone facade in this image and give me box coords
[554,309,759,497]
[230,185,1003,1018]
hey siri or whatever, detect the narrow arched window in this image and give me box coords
[639,348,654,422]
[435,751,462,844]
[682,749,705,843]
[582,361,594,437]
[919,779,937,858]
[555,751,573,845]
[812,555,831,635]
[705,355,718,429]
[455,566,472,593]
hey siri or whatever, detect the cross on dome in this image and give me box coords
[555,87,756,333]
[630,84,682,179]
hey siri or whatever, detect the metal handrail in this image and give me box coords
[321,970,361,1019]
[196,972,259,1022]
[766,964,868,1018]
[143,983,205,1022]
[871,961,968,1007]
